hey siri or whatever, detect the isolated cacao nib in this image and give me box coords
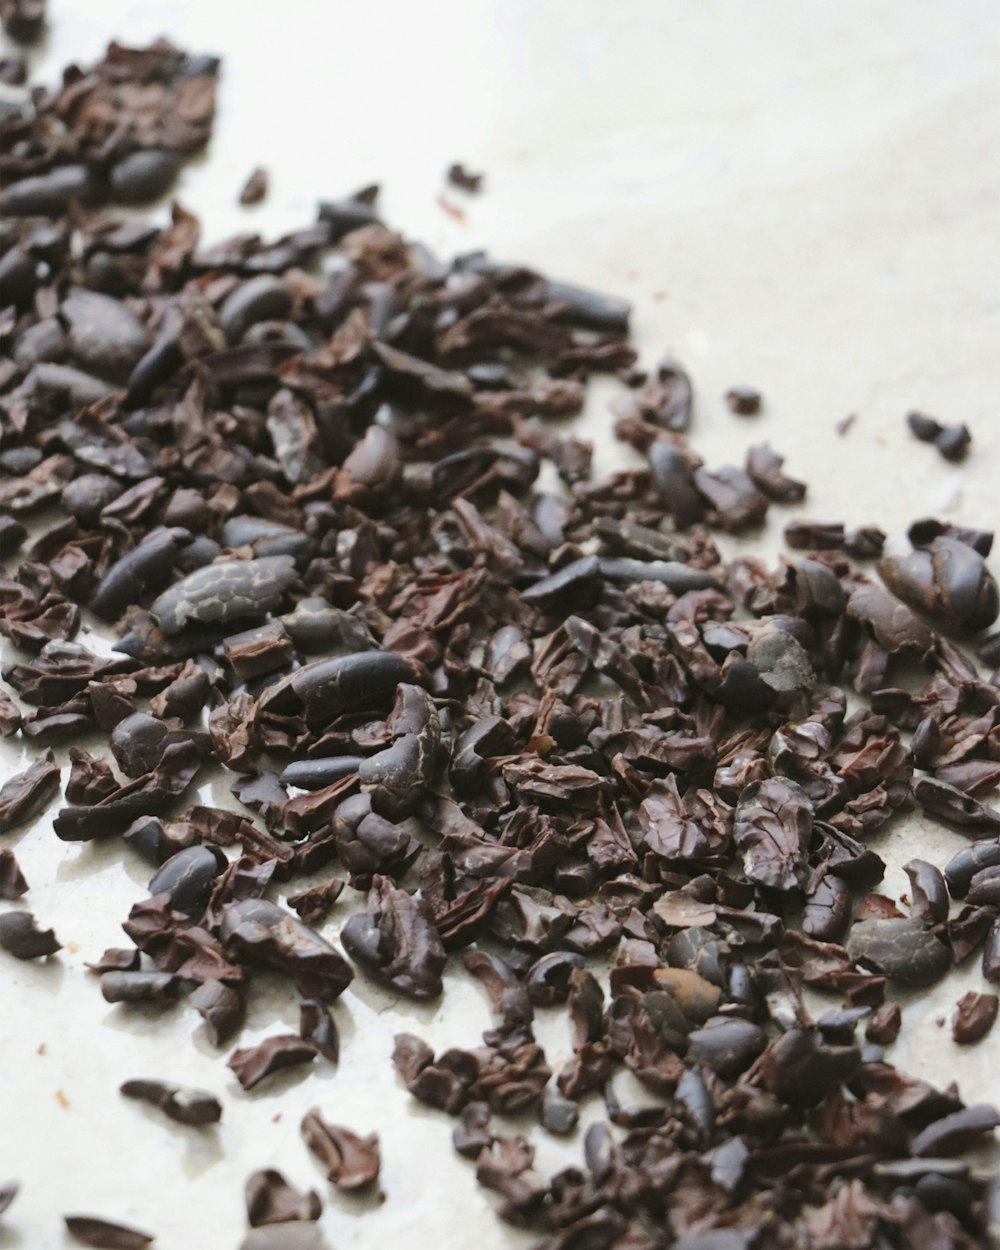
[879,537,999,636]
[63,1214,154,1249]
[300,1108,381,1189]
[245,1168,322,1226]
[951,992,998,1045]
[120,1078,222,1125]
[0,751,60,829]
[0,910,61,959]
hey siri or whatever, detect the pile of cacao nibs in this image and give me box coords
[1,31,1000,1250]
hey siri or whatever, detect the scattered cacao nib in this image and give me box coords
[907,410,943,442]
[0,849,28,899]
[120,1078,222,1125]
[86,948,140,974]
[227,1034,318,1091]
[846,918,950,987]
[865,1001,902,1045]
[744,443,806,502]
[239,167,270,206]
[219,900,353,1001]
[951,992,998,1045]
[0,910,60,959]
[245,1168,322,1226]
[300,1108,381,1189]
[908,517,993,556]
[299,1000,339,1064]
[287,878,344,927]
[0,750,60,830]
[340,874,447,999]
[63,1215,154,1249]
[910,1103,1000,1156]
[189,979,245,1046]
[879,537,999,636]
[725,385,761,415]
[446,163,484,193]
[101,971,178,1003]
[0,0,45,43]
[913,777,1000,834]
[935,422,972,462]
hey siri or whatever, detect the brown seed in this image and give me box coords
[951,992,998,1045]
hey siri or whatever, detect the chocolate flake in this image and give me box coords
[63,1215,154,1249]
[227,1034,318,1091]
[300,1108,380,1190]
[0,910,60,959]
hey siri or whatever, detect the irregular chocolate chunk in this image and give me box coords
[745,443,806,502]
[725,386,761,415]
[846,918,950,987]
[300,1108,381,1189]
[0,910,61,959]
[446,163,483,193]
[951,992,998,1045]
[913,777,1000,834]
[340,875,447,999]
[63,1215,154,1248]
[287,879,344,927]
[120,1078,221,1125]
[228,1035,318,1091]
[0,1179,17,1215]
[865,1001,902,1046]
[0,751,60,831]
[189,980,245,1046]
[0,849,29,899]
[299,1000,339,1064]
[220,899,353,1001]
[907,410,943,442]
[150,556,298,636]
[879,537,999,636]
[935,422,972,462]
[245,1168,322,1226]
[101,971,178,1003]
[910,1104,1000,1156]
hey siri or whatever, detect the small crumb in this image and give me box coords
[725,386,762,416]
[65,940,79,954]
[935,1017,945,1028]
[55,1088,70,1108]
[272,1112,282,1123]
[651,291,666,302]
[37,1042,47,1055]
[436,193,466,224]
[238,166,269,206]
[875,435,887,447]
[835,413,856,436]
[446,162,483,193]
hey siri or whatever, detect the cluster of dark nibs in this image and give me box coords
[1,37,1000,1250]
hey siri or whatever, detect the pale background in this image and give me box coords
[1,2,999,1247]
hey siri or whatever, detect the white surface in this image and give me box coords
[2,2,1000,1247]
